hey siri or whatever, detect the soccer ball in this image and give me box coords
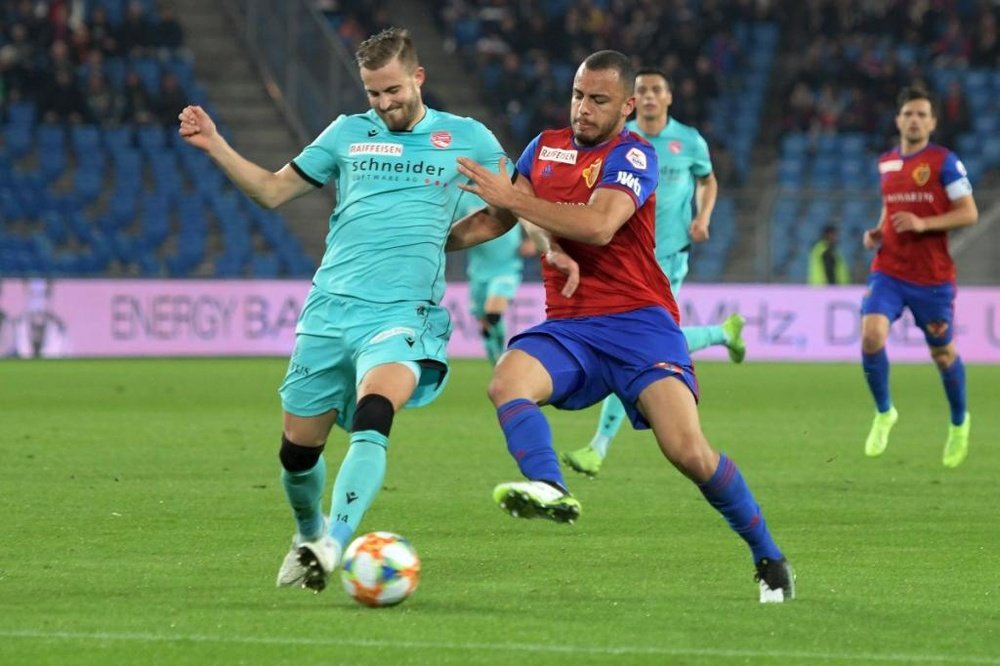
[340,531,420,607]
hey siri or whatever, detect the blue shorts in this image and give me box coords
[468,273,522,318]
[279,289,451,428]
[508,306,699,430]
[861,271,956,346]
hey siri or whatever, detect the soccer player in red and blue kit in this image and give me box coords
[861,86,978,468]
[454,50,793,602]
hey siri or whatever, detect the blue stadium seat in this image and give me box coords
[6,101,37,127]
[70,125,101,154]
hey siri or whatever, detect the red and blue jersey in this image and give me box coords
[515,127,677,321]
[873,143,973,285]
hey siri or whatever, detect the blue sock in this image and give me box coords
[682,325,727,353]
[699,454,783,563]
[327,430,388,551]
[939,356,967,426]
[862,348,892,413]
[281,456,326,540]
[497,398,566,491]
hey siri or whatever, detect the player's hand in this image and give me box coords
[863,227,882,250]
[689,216,710,243]
[545,249,580,298]
[518,238,537,257]
[457,156,518,209]
[890,211,927,233]
[178,105,218,152]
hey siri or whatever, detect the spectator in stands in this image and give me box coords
[154,6,184,53]
[87,5,120,57]
[40,68,86,123]
[970,10,998,68]
[808,225,849,286]
[121,69,154,123]
[938,80,970,148]
[119,1,154,57]
[82,68,122,126]
[155,71,187,126]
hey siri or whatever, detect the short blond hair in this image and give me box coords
[355,27,418,72]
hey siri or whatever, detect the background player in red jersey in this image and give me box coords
[861,86,978,467]
[453,50,793,603]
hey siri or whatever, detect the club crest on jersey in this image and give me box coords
[912,163,931,186]
[582,158,602,188]
[925,320,949,338]
[430,131,452,149]
[539,146,578,164]
[668,140,682,154]
[626,147,647,169]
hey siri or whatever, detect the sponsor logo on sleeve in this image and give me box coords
[625,147,647,169]
[615,171,642,197]
[349,142,404,156]
[431,130,452,148]
[956,160,968,177]
[912,163,931,186]
[878,159,903,173]
[539,146,578,164]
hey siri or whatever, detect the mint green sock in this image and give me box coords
[590,394,627,457]
[281,456,326,540]
[682,325,727,353]
[328,430,388,550]
[485,319,506,365]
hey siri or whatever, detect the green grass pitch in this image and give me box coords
[1,358,998,665]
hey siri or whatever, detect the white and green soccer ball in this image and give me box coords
[340,531,421,607]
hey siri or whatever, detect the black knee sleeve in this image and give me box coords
[352,394,395,437]
[279,434,324,472]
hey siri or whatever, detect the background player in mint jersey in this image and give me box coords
[861,86,978,468]
[179,28,511,593]
[563,68,746,478]
[454,50,793,603]
[465,224,529,365]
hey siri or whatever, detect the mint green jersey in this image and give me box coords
[625,117,713,260]
[292,107,507,304]
[467,225,522,281]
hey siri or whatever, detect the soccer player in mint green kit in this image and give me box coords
[466,225,526,364]
[179,28,511,593]
[563,68,746,477]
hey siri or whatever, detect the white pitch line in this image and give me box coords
[0,629,997,664]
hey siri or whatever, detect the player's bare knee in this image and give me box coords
[930,346,955,370]
[487,374,514,406]
[861,331,886,355]
[658,432,714,480]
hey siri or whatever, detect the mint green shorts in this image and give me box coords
[279,289,451,428]
[468,273,521,318]
[659,250,690,294]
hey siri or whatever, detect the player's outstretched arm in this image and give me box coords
[445,205,518,252]
[689,172,718,243]
[178,105,314,209]
[863,207,887,250]
[890,195,978,234]
[457,157,634,245]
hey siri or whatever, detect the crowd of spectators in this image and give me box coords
[435,0,777,184]
[777,0,999,147]
[0,0,187,127]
